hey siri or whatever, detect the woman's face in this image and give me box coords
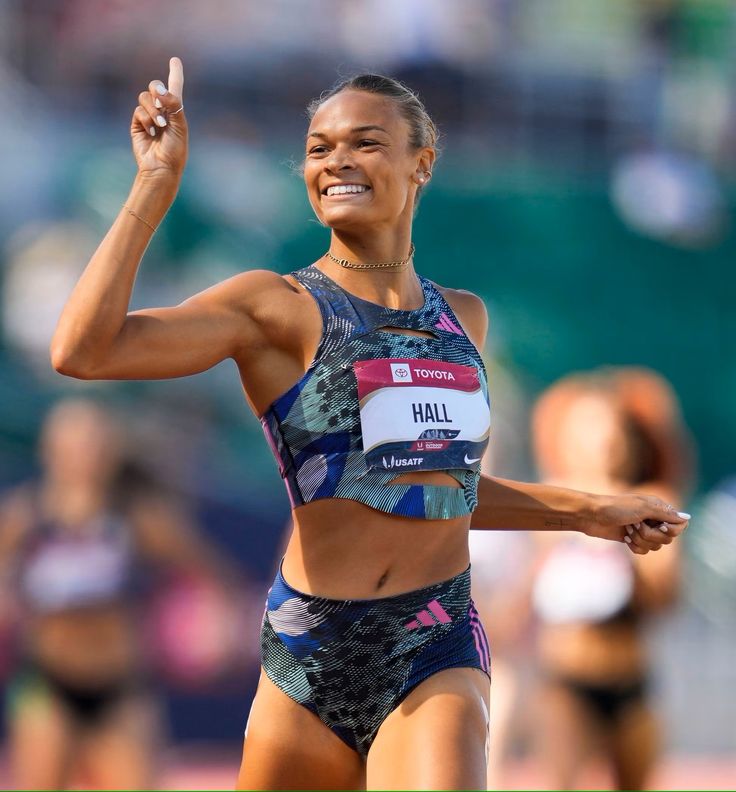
[555,393,626,480]
[41,402,122,487]
[304,90,433,232]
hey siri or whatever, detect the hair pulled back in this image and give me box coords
[307,74,439,153]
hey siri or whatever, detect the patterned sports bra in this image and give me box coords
[260,265,491,520]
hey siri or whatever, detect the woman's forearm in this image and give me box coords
[471,474,597,532]
[50,174,178,375]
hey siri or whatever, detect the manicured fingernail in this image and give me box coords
[149,127,156,136]
[156,115,167,127]
[626,525,633,536]
[155,83,167,96]
[154,98,162,109]
[677,511,691,520]
[624,535,632,544]
[659,523,669,533]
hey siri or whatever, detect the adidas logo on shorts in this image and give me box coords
[404,599,452,630]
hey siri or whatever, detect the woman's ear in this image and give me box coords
[415,148,436,184]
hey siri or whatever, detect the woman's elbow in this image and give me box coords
[49,342,96,379]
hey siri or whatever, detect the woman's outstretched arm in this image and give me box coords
[447,293,691,553]
[471,474,690,554]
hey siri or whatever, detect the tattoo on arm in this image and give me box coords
[544,518,573,529]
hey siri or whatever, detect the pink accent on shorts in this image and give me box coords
[435,311,464,335]
[404,618,421,630]
[468,602,490,672]
[427,599,452,623]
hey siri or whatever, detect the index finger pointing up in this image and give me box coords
[168,56,184,101]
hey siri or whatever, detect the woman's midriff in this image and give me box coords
[27,606,140,684]
[283,488,471,599]
[538,622,646,684]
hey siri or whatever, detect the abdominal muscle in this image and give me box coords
[281,471,472,599]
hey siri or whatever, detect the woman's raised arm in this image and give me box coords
[50,57,292,381]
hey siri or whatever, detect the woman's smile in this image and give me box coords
[322,183,372,201]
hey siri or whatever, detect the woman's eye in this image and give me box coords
[358,140,378,148]
[308,146,328,155]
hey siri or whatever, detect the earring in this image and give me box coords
[418,176,426,184]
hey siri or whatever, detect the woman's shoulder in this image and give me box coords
[0,482,38,515]
[210,268,322,358]
[433,282,487,312]
[430,281,488,348]
[217,268,305,302]
[0,483,38,556]
[201,269,313,324]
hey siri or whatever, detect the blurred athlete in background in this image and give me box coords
[529,368,695,790]
[0,398,232,790]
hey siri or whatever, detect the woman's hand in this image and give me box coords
[131,57,187,180]
[584,493,690,554]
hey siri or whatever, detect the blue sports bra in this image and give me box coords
[18,506,137,613]
[260,265,491,520]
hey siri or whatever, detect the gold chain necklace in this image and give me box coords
[324,243,415,270]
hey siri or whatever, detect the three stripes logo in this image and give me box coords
[434,311,464,336]
[404,599,452,630]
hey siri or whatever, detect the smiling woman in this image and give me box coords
[50,58,688,791]
[304,74,437,232]
[305,74,439,222]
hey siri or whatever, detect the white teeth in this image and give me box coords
[326,184,368,196]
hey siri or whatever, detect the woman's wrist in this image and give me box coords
[575,491,607,535]
[538,486,594,533]
[125,173,179,228]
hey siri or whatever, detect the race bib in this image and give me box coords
[353,358,490,472]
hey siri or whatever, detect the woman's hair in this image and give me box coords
[307,73,439,152]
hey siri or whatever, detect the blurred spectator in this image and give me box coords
[0,398,237,789]
[528,367,695,790]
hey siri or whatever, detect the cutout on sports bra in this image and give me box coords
[387,470,464,489]
[377,326,437,340]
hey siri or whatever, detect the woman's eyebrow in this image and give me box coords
[352,125,389,134]
[307,125,389,140]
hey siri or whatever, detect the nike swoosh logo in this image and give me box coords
[464,454,481,465]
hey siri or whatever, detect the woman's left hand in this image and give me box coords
[582,494,690,554]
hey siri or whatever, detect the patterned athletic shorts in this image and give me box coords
[260,563,491,757]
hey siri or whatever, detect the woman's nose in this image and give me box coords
[326,145,355,171]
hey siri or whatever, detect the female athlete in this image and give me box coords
[530,368,693,789]
[0,398,228,789]
[51,57,689,790]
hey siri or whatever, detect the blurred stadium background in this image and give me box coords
[0,0,734,788]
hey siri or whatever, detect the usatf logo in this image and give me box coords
[390,363,413,383]
[382,455,424,469]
